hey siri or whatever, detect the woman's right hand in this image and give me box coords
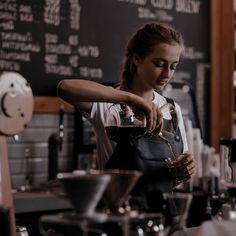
[145,101,163,135]
[128,95,163,135]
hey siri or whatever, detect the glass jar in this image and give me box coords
[219,138,236,187]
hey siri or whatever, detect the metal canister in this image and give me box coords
[219,138,236,184]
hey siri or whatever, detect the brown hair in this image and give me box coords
[119,22,184,90]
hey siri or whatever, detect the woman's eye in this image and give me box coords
[153,61,178,70]
[170,64,178,70]
[154,62,164,67]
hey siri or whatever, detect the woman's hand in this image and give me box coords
[146,102,163,135]
[168,153,197,181]
[128,95,163,134]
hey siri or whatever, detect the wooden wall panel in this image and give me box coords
[211,0,234,150]
[34,97,73,113]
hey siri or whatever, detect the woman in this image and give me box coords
[57,22,196,197]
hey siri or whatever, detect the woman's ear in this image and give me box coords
[133,54,140,66]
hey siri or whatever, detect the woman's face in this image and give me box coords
[134,42,182,91]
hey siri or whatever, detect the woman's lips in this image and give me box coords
[156,80,167,85]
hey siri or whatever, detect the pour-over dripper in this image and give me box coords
[88,169,142,214]
[164,192,193,236]
[57,171,111,216]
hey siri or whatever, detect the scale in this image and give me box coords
[0,72,33,236]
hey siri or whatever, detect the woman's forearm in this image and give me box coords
[57,79,163,133]
[57,79,133,106]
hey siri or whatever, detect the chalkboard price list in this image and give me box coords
[0,0,209,103]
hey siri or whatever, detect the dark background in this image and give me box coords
[0,0,210,141]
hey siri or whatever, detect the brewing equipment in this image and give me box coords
[82,169,142,214]
[0,72,33,236]
[57,171,111,217]
[40,169,168,236]
[40,103,192,235]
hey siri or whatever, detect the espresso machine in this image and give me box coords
[0,72,34,236]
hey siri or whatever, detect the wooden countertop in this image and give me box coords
[13,191,72,214]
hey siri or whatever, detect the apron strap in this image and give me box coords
[163,97,178,132]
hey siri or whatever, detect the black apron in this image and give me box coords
[105,97,183,196]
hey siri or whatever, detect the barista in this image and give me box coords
[57,22,197,200]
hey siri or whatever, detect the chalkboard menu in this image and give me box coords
[0,0,210,139]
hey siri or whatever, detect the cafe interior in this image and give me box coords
[1,0,236,235]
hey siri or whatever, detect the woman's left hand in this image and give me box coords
[168,153,197,181]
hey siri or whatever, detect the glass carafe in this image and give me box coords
[104,104,147,142]
[104,103,175,142]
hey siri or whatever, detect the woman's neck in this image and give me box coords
[128,75,155,101]
[128,86,154,101]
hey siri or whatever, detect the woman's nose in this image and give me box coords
[161,66,172,78]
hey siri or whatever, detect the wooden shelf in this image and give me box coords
[34,96,74,113]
